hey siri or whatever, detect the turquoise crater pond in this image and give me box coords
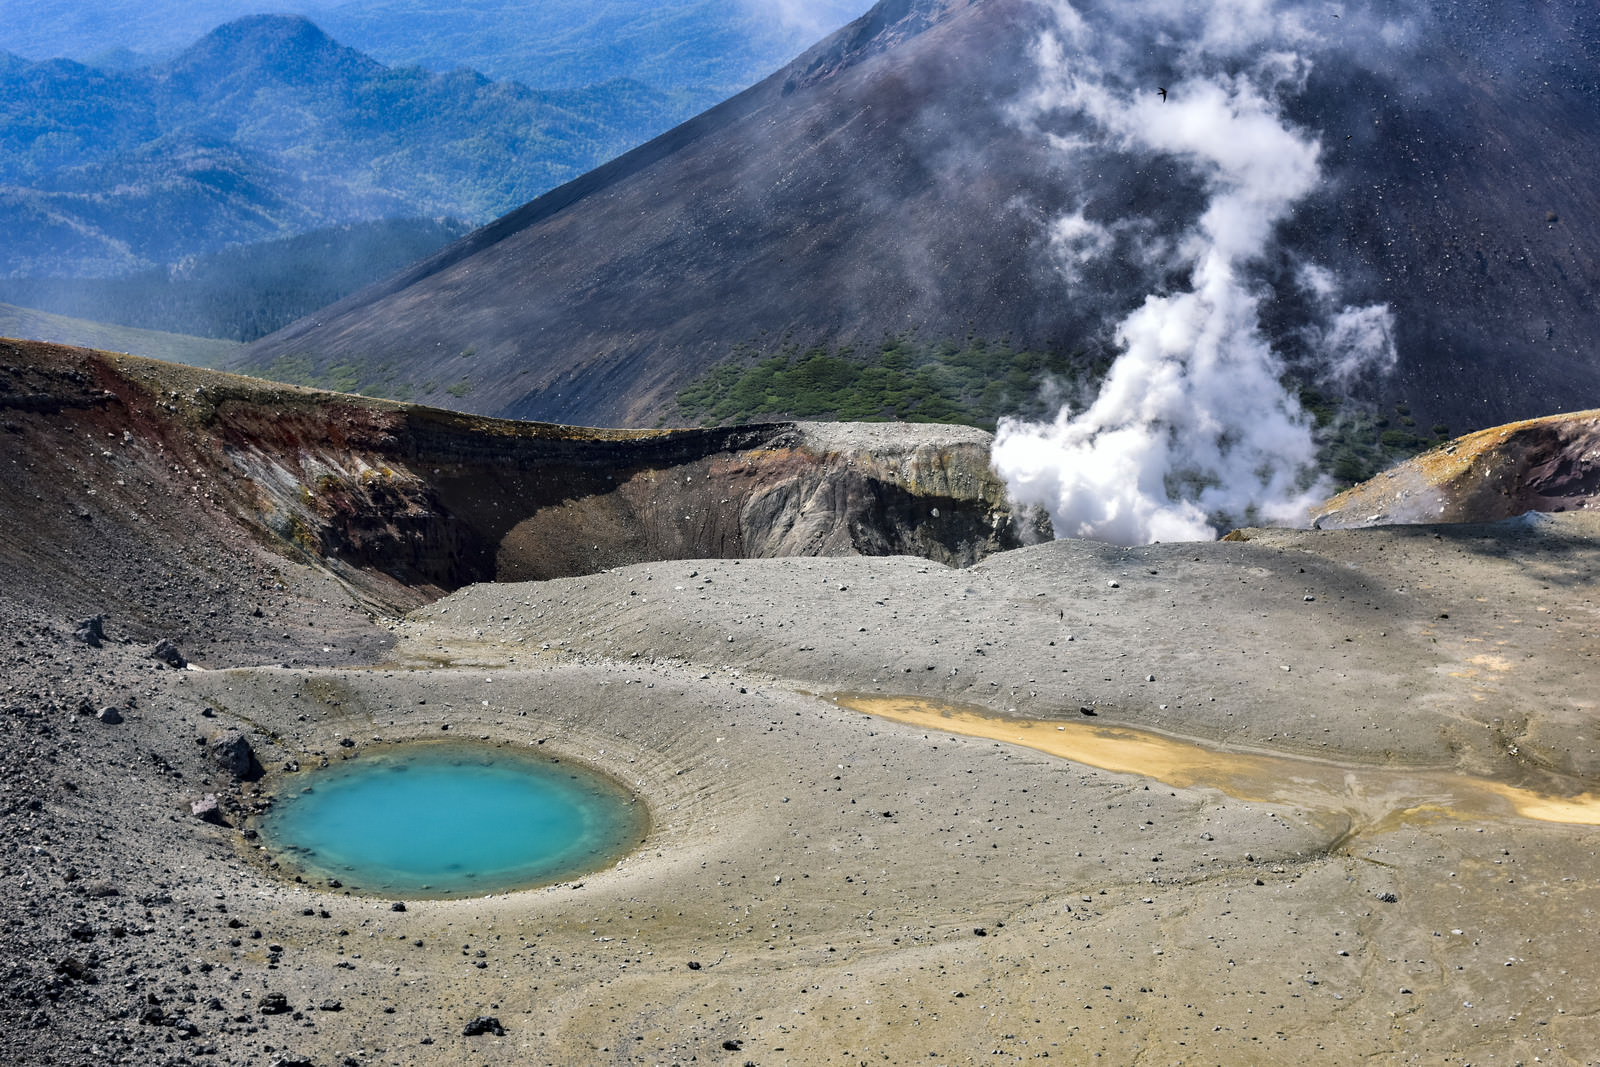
[256,743,649,898]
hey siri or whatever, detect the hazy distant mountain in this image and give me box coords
[5,0,340,62]
[0,15,669,278]
[0,302,240,367]
[316,0,873,107]
[0,218,470,343]
[6,0,871,112]
[234,0,1600,438]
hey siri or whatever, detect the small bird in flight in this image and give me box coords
[1158,87,1167,101]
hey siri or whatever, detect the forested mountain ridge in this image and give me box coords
[0,15,669,278]
[6,0,870,113]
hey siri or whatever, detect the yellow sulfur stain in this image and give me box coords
[837,694,1600,829]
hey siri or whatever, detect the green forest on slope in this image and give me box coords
[676,336,1452,487]
[676,335,1104,429]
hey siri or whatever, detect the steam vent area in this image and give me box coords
[7,337,1600,1066]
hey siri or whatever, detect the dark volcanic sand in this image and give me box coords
[4,512,1599,1065]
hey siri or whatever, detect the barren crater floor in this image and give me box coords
[6,509,1600,1065]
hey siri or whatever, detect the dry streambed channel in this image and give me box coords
[155,516,1600,1064]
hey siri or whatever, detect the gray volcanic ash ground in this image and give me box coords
[6,489,1600,1063]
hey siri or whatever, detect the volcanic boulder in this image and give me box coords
[207,731,262,781]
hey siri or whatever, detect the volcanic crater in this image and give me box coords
[5,337,1600,1065]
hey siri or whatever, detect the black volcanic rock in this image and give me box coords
[73,616,106,647]
[206,730,261,781]
[190,794,225,825]
[236,0,1600,437]
[257,991,291,1015]
[150,639,186,669]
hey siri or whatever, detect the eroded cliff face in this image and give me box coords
[222,401,1041,587]
[0,339,1041,626]
[1313,410,1600,529]
[494,422,1043,580]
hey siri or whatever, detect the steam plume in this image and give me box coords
[993,0,1395,544]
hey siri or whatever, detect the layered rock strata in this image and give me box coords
[1,338,1042,630]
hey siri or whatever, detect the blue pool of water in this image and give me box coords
[257,743,648,897]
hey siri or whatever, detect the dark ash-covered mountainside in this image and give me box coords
[235,0,1062,423]
[235,0,1600,436]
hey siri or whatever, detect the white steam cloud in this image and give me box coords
[1047,209,1115,285]
[993,0,1396,544]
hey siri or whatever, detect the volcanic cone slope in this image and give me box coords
[236,0,1600,435]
